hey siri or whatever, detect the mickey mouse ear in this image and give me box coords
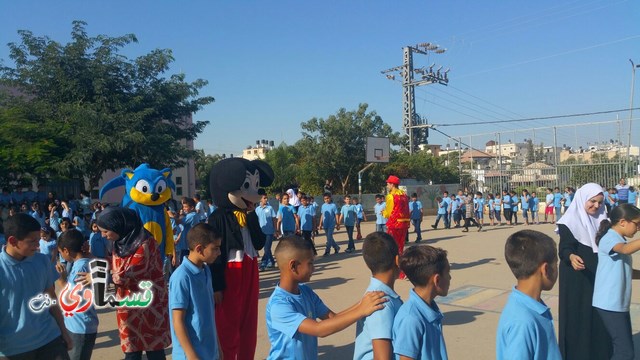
[251,160,275,187]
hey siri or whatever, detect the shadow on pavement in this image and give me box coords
[318,342,355,359]
[442,310,484,326]
[450,258,496,270]
[93,328,120,350]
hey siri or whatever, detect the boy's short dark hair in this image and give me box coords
[182,197,196,208]
[194,193,201,200]
[344,195,351,199]
[399,245,448,287]
[362,232,398,274]
[187,223,221,251]
[411,193,418,198]
[4,213,40,240]
[505,230,557,279]
[58,229,85,253]
[375,194,383,199]
[274,235,314,265]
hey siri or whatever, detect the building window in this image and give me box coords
[176,176,183,185]
[176,187,183,196]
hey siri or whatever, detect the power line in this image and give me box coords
[431,107,640,127]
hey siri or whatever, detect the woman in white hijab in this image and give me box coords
[557,183,612,359]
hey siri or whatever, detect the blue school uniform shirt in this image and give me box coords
[297,205,315,231]
[553,193,563,207]
[532,197,540,211]
[38,239,57,262]
[593,229,632,312]
[354,204,365,220]
[563,192,572,207]
[374,203,387,225]
[277,204,297,232]
[353,278,403,360]
[502,195,511,209]
[89,232,108,258]
[442,197,451,211]
[255,204,276,235]
[628,190,637,205]
[392,289,448,360]
[178,212,199,252]
[31,211,46,227]
[511,195,519,211]
[0,251,61,356]
[450,198,459,213]
[340,204,357,227]
[493,198,502,210]
[521,195,530,210]
[437,201,447,215]
[170,259,219,360]
[409,200,423,219]
[496,287,560,360]
[266,284,330,360]
[64,258,99,334]
[321,203,338,227]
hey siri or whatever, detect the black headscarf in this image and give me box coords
[96,207,147,257]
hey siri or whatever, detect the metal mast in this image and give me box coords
[382,42,449,154]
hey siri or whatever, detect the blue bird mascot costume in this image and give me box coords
[99,164,175,262]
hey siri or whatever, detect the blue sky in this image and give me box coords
[1,0,639,155]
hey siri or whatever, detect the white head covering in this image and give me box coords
[286,188,301,207]
[556,182,607,253]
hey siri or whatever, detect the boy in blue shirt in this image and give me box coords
[502,190,512,226]
[408,193,423,243]
[297,196,317,255]
[57,229,99,360]
[530,192,540,225]
[170,222,222,360]
[0,213,72,359]
[431,196,447,231]
[450,194,461,228]
[553,187,563,222]
[277,193,299,237]
[266,236,387,360]
[174,197,200,267]
[497,230,560,360]
[392,245,451,360]
[352,197,367,240]
[256,194,277,271]
[339,195,358,253]
[354,232,403,360]
[374,195,387,233]
[520,190,530,226]
[319,193,340,256]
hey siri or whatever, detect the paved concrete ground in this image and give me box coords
[91,219,640,359]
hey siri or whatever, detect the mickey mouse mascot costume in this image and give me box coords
[207,158,274,360]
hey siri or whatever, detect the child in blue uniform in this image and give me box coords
[374,195,387,233]
[354,232,403,360]
[497,230,560,359]
[320,193,339,256]
[265,236,386,359]
[593,204,640,359]
[409,193,423,242]
[352,197,367,240]
[0,213,72,358]
[339,195,357,252]
[57,229,99,360]
[392,245,451,359]
[170,223,222,360]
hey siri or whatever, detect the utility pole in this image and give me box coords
[628,59,639,175]
[382,42,449,154]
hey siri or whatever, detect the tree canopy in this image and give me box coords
[0,21,213,189]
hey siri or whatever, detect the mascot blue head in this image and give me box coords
[100,163,176,206]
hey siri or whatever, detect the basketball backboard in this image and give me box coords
[366,137,390,163]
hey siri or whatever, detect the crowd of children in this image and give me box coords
[2,181,640,359]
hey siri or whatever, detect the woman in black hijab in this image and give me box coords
[96,207,171,360]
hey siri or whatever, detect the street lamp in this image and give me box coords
[628,59,640,174]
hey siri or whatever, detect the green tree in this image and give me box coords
[526,139,535,165]
[298,104,403,194]
[0,21,214,189]
[194,150,223,198]
[263,143,301,194]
